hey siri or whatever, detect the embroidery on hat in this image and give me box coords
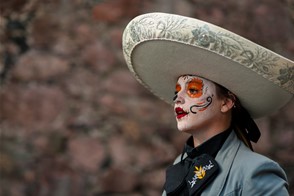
[278,65,293,85]
[188,160,215,188]
[122,13,293,93]
[191,25,282,82]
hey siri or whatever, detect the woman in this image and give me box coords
[122,12,293,195]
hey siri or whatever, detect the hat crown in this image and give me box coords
[123,12,293,94]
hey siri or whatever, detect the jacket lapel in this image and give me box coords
[202,131,242,195]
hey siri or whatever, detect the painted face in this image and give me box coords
[174,75,223,134]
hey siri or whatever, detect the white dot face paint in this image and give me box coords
[174,75,223,134]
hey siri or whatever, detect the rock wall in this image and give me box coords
[0,0,293,195]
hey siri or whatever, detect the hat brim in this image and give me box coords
[123,13,293,118]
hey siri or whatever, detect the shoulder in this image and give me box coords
[230,143,289,195]
[222,131,287,178]
[233,142,285,175]
[234,143,278,168]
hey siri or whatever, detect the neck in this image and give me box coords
[191,119,231,147]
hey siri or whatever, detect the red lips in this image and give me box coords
[175,107,188,119]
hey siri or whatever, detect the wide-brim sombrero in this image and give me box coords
[122,12,293,118]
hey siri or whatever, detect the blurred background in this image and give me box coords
[0,0,293,195]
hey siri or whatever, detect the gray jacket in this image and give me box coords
[162,131,289,196]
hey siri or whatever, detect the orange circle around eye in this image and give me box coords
[187,78,203,98]
[175,83,181,93]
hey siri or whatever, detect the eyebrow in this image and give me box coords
[184,75,200,83]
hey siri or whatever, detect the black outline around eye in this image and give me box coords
[173,91,178,101]
[173,94,178,101]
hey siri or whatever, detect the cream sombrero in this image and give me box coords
[122,12,293,118]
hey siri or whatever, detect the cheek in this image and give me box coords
[188,96,213,114]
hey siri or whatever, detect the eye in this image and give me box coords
[187,78,203,98]
[188,88,199,94]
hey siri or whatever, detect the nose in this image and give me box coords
[173,92,184,104]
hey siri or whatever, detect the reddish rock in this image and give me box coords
[28,14,60,49]
[52,34,77,57]
[0,0,27,16]
[62,67,102,100]
[171,133,190,155]
[253,118,272,154]
[73,24,97,47]
[120,119,142,141]
[174,0,193,16]
[144,189,162,196]
[66,102,101,130]
[32,135,49,154]
[134,146,154,169]
[108,136,133,167]
[1,0,294,195]
[102,70,140,96]
[140,168,166,191]
[92,0,140,23]
[275,128,294,149]
[68,137,105,172]
[130,99,160,123]
[129,137,177,170]
[0,181,25,196]
[109,28,123,48]
[249,1,291,46]
[98,94,128,115]
[0,153,15,175]
[282,99,294,123]
[0,84,66,129]
[99,167,139,193]
[11,50,70,81]
[81,41,115,73]
[92,1,124,23]
[276,151,294,164]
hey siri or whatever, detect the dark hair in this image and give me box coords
[215,84,261,151]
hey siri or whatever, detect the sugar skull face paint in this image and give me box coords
[174,75,222,134]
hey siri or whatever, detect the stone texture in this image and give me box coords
[0,0,293,195]
[108,136,133,167]
[92,0,140,23]
[11,50,70,81]
[140,168,166,191]
[81,41,115,73]
[102,70,141,96]
[28,13,61,49]
[0,84,66,129]
[99,167,139,193]
[68,137,106,172]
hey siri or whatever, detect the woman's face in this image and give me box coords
[174,75,225,134]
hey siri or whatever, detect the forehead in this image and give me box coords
[177,75,212,85]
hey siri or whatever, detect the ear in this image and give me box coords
[220,97,235,113]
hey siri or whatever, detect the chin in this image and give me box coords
[177,124,194,134]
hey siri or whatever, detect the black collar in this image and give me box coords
[184,128,232,159]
